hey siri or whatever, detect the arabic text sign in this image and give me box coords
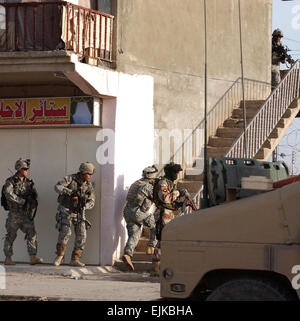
[0,98,70,125]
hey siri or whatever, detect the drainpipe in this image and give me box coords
[202,0,209,206]
[238,0,248,158]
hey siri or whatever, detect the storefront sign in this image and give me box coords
[0,96,100,126]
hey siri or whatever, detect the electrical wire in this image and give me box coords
[284,37,300,44]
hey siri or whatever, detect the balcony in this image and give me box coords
[0,1,114,65]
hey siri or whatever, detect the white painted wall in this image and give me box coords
[72,56,154,265]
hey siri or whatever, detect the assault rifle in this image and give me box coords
[274,44,295,66]
[179,189,199,212]
[71,190,92,230]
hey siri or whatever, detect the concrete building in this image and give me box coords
[0,0,272,265]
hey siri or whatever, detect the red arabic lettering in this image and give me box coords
[14,100,27,118]
[44,101,67,117]
[28,100,44,122]
[0,102,14,118]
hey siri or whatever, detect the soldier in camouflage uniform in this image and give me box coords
[53,162,95,267]
[2,158,43,266]
[151,162,184,276]
[122,166,158,271]
[272,29,286,90]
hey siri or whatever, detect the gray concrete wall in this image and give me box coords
[114,0,272,159]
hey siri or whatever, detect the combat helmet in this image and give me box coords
[142,165,158,179]
[272,28,283,38]
[79,162,95,175]
[15,158,30,171]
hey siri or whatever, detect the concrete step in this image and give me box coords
[142,227,150,238]
[133,252,152,262]
[223,118,249,128]
[184,173,203,181]
[216,126,243,138]
[185,167,203,177]
[282,108,292,118]
[255,147,270,160]
[135,237,148,252]
[177,180,203,193]
[232,108,258,119]
[262,139,272,149]
[207,146,229,157]
[208,136,236,147]
[239,100,265,109]
[113,259,152,273]
[277,118,287,128]
[289,99,300,109]
[269,127,280,139]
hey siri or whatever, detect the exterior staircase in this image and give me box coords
[205,98,300,160]
[178,64,300,207]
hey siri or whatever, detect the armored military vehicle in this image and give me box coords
[160,157,300,300]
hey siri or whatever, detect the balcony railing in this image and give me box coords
[0,1,114,62]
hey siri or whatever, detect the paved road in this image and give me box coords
[0,265,161,301]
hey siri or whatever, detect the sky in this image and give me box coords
[272,0,300,174]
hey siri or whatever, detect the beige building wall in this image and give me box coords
[114,0,272,161]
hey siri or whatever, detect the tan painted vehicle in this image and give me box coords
[160,157,300,301]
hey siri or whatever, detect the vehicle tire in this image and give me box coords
[206,277,295,301]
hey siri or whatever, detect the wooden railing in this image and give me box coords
[0,1,114,62]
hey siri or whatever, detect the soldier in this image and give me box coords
[271,28,294,90]
[122,165,158,271]
[151,162,184,276]
[53,162,95,267]
[2,158,43,265]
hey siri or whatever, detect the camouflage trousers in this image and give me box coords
[56,209,87,251]
[153,208,176,263]
[271,64,281,90]
[4,211,38,257]
[123,207,157,257]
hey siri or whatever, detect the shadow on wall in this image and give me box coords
[113,175,128,259]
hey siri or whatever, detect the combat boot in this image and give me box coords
[69,249,85,267]
[146,245,155,255]
[29,255,43,265]
[150,261,160,277]
[122,254,134,271]
[4,256,16,266]
[53,243,67,267]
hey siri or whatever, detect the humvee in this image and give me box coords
[160,157,300,300]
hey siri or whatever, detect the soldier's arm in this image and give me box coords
[85,186,95,210]
[54,176,73,196]
[3,180,26,205]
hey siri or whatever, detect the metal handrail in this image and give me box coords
[165,78,270,211]
[162,78,271,172]
[226,60,300,158]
